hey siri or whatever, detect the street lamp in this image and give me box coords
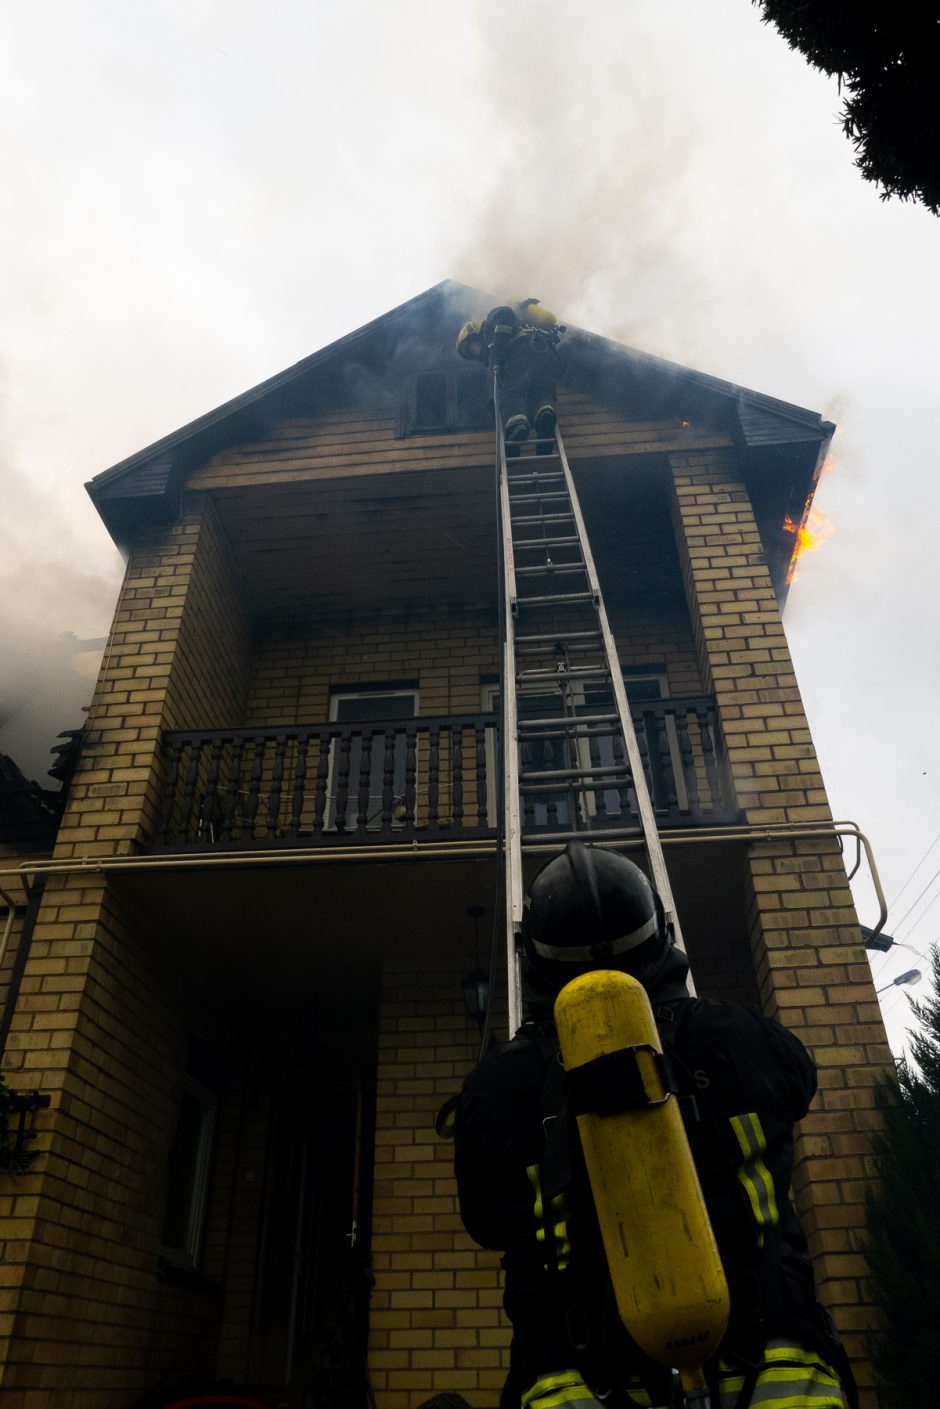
[876,968,922,996]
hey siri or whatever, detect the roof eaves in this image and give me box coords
[569,326,828,433]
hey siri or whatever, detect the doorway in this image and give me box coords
[254,1090,372,1399]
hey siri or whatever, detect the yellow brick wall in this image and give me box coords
[0,496,256,1404]
[0,877,225,1406]
[608,603,704,698]
[244,600,702,729]
[53,494,252,859]
[670,449,891,1408]
[370,958,509,1409]
[246,610,500,724]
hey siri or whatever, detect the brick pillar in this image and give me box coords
[54,494,251,859]
[671,449,891,1407]
[0,496,253,1406]
[370,958,509,1409]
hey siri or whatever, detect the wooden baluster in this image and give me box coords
[313,731,330,835]
[335,730,352,832]
[357,728,374,832]
[289,734,309,838]
[698,704,721,811]
[202,736,224,842]
[544,740,558,828]
[404,724,417,830]
[159,740,183,844]
[244,736,265,840]
[475,723,488,828]
[590,727,607,821]
[267,733,287,837]
[220,735,245,842]
[427,723,441,829]
[451,724,464,831]
[677,705,699,814]
[179,742,202,842]
[380,729,395,831]
[655,708,678,816]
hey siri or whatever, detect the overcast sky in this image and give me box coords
[1,1,936,1050]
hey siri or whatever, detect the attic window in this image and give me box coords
[415,371,449,430]
[401,366,492,437]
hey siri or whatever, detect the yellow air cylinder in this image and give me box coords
[553,968,729,1375]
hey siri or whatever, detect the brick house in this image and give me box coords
[0,282,891,1408]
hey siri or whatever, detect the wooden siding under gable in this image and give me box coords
[187,389,733,493]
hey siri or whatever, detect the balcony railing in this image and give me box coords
[150,698,737,851]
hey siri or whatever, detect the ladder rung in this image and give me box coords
[515,564,586,578]
[516,592,597,607]
[507,472,564,485]
[513,537,581,550]
[510,492,571,505]
[511,513,574,527]
[518,712,620,730]
[514,630,603,644]
[522,778,630,795]
[518,726,619,741]
[514,646,605,661]
[520,825,644,843]
[517,666,610,683]
[521,765,632,783]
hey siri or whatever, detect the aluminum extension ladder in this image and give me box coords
[495,398,693,1033]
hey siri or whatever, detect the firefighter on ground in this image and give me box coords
[456,298,564,455]
[453,842,856,1409]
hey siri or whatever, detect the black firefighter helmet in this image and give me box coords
[521,841,689,1001]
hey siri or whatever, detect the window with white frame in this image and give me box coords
[326,687,419,830]
[483,669,678,827]
[160,1074,217,1270]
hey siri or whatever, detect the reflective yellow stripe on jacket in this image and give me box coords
[730,1112,778,1247]
[526,1163,570,1271]
[718,1339,845,1408]
[521,1370,602,1409]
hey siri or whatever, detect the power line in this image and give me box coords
[888,826,940,910]
[900,889,940,949]
[891,861,940,937]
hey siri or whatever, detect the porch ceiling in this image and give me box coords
[210,454,682,622]
[211,464,497,619]
[112,839,751,1019]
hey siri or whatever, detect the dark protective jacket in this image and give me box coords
[454,994,851,1407]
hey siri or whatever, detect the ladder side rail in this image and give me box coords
[495,376,525,1033]
[554,428,692,990]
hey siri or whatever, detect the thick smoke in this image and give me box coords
[0,452,120,784]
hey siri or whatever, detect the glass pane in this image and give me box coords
[327,693,416,828]
[624,675,665,701]
[333,693,416,723]
[161,1088,211,1256]
[455,366,492,427]
[414,371,448,429]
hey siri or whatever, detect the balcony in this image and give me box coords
[148,698,738,852]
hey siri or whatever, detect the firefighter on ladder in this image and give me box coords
[456,298,564,455]
[453,843,856,1409]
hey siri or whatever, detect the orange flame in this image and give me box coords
[784,506,833,583]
